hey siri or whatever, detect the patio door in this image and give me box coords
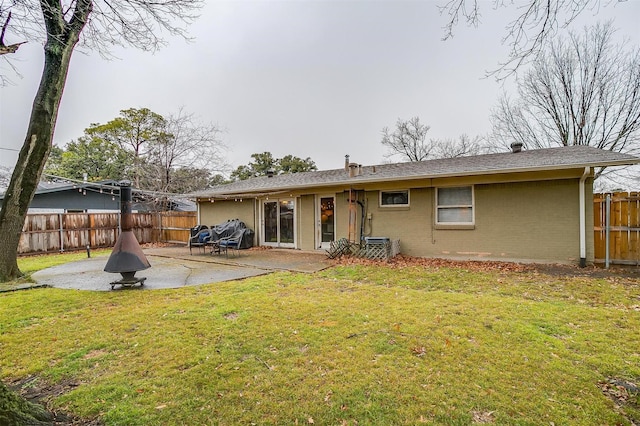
[317,195,335,249]
[262,199,295,248]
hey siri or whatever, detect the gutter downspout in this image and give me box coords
[579,167,590,267]
[255,198,260,248]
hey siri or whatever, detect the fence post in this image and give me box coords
[59,213,64,252]
[605,193,611,269]
[87,212,91,250]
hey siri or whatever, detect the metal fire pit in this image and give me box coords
[104,181,150,289]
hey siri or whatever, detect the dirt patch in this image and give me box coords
[82,350,108,360]
[223,311,239,320]
[140,242,174,249]
[8,376,102,425]
[332,254,640,279]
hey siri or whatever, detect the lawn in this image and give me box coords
[1,254,639,425]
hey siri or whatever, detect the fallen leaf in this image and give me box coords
[471,410,495,423]
[411,346,427,357]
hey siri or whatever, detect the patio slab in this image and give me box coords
[146,245,333,273]
[31,246,332,291]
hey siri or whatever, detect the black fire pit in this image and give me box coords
[104,181,150,289]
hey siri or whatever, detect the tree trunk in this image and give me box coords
[0,1,90,282]
[0,381,52,426]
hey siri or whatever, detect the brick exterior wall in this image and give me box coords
[361,178,593,263]
[199,200,256,233]
[197,175,595,264]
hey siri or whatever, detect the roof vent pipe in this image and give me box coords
[266,169,275,178]
[345,155,350,171]
[510,142,523,153]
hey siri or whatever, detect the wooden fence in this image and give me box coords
[154,211,197,244]
[594,192,640,265]
[18,211,197,255]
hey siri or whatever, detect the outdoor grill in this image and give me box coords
[104,181,150,289]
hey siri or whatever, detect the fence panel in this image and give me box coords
[17,211,197,255]
[155,212,197,244]
[594,192,640,265]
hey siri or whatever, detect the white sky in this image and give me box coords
[1,0,639,173]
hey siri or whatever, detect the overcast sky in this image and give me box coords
[1,1,639,174]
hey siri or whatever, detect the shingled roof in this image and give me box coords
[193,146,639,198]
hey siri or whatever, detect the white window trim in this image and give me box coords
[379,189,410,207]
[435,186,475,226]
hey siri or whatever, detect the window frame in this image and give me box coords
[379,189,410,208]
[435,186,475,226]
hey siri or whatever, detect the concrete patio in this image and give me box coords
[32,245,333,291]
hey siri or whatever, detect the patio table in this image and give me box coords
[207,240,221,255]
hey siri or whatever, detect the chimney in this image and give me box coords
[348,163,360,178]
[104,181,150,289]
[344,155,350,171]
[510,142,523,153]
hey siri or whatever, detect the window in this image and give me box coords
[436,186,474,224]
[380,190,409,207]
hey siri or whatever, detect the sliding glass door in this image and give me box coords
[262,199,295,248]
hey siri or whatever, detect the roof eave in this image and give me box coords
[195,158,639,198]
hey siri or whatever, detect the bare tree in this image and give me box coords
[381,117,433,161]
[142,108,227,198]
[432,134,483,159]
[381,117,482,162]
[439,0,632,78]
[490,23,640,179]
[0,0,202,283]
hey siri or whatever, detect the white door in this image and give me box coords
[316,195,335,249]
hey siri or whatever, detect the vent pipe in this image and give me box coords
[510,142,523,153]
[344,155,350,171]
[348,163,360,177]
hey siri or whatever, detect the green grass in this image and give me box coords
[1,257,639,425]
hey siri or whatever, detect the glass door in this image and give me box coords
[264,201,278,244]
[317,196,335,249]
[262,199,295,248]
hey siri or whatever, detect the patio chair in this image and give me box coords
[188,225,211,255]
[218,229,245,257]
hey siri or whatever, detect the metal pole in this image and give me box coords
[605,193,611,269]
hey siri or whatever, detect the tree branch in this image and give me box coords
[0,11,26,55]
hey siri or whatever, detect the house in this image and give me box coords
[191,146,640,265]
[0,180,122,213]
[0,179,196,213]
